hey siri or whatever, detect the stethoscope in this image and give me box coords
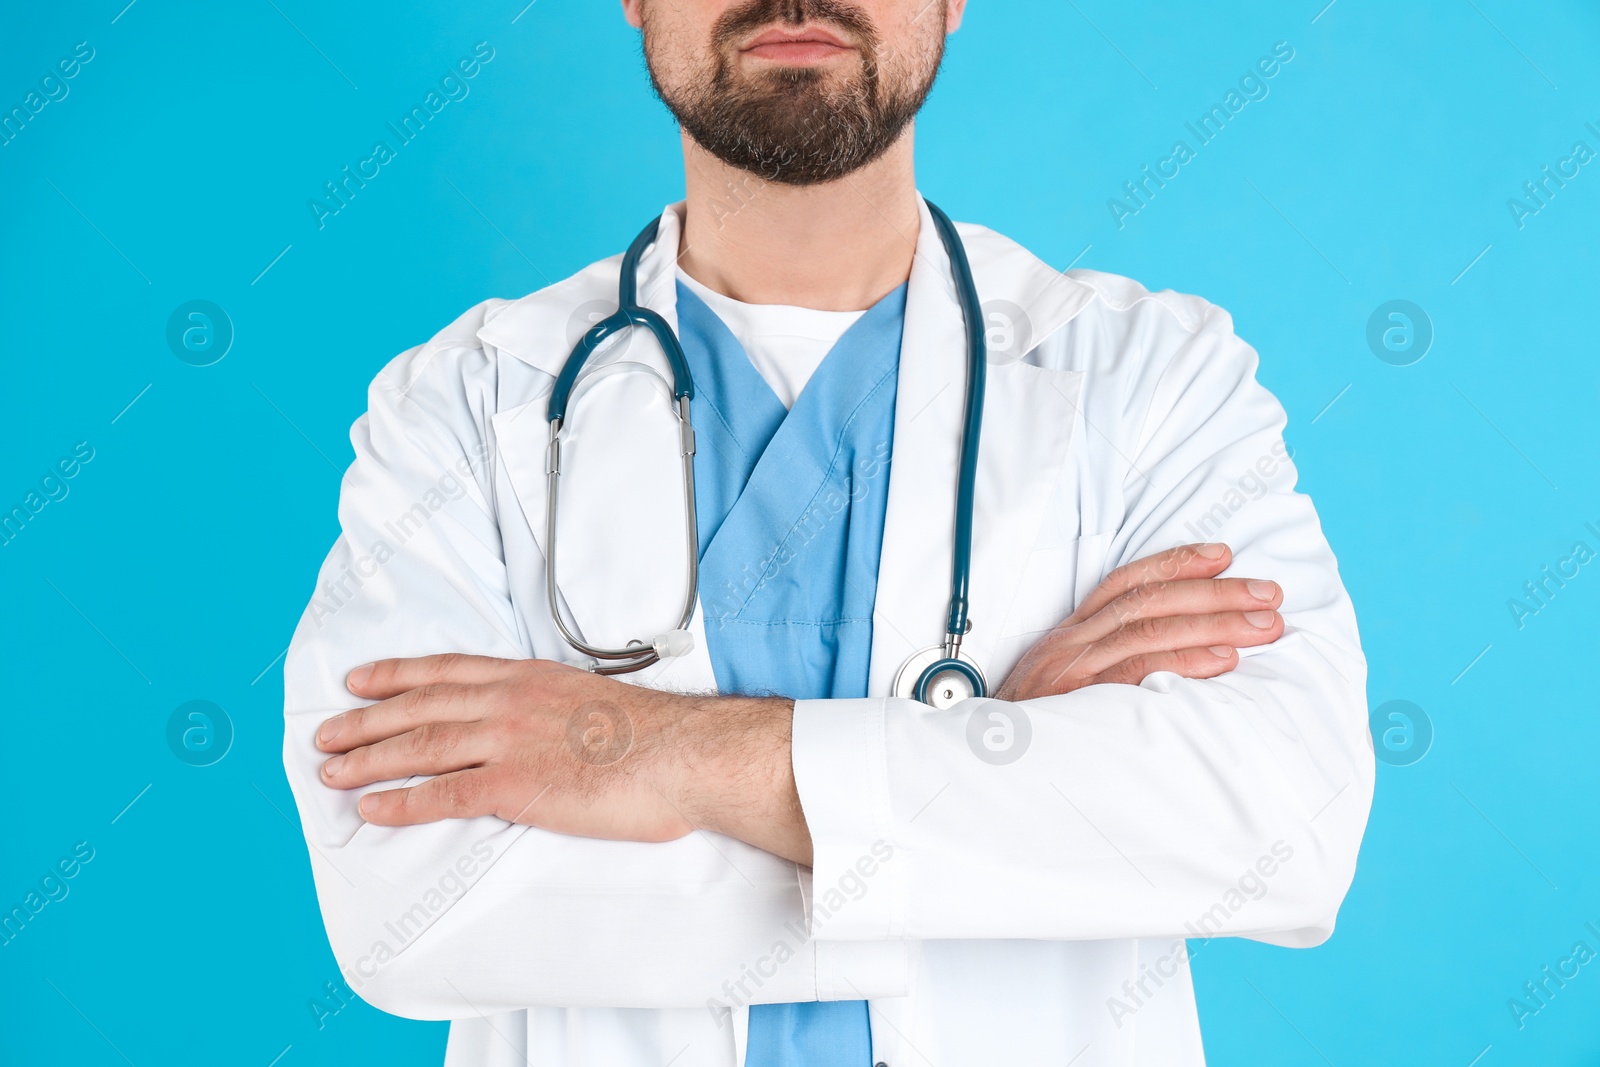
[544,201,988,709]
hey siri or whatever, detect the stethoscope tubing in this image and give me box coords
[548,218,695,424]
[543,202,988,694]
[922,201,987,658]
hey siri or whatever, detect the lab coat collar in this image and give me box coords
[478,203,686,382]
[475,198,1099,381]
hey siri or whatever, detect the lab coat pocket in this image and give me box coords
[998,530,1116,640]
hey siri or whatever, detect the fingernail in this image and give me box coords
[1209,645,1234,658]
[359,795,377,817]
[1247,580,1276,602]
[1245,610,1277,629]
[322,755,345,779]
[1196,543,1227,559]
[347,663,374,691]
[318,715,344,745]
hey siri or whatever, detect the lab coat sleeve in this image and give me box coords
[791,299,1375,948]
[282,338,904,1019]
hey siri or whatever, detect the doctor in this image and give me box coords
[282,0,1373,1065]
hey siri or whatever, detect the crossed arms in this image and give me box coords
[282,312,1372,1017]
[312,541,1285,868]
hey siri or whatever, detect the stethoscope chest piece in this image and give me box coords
[894,645,989,710]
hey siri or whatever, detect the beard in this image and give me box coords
[644,0,945,186]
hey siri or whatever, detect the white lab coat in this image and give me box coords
[282,198,1374,1067]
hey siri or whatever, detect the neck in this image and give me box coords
[677,129,921,311]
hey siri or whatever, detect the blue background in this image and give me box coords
[2,1,1596,1064]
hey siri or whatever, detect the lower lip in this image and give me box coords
[743,40,852,63]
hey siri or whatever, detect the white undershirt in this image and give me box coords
[677,268,866,410]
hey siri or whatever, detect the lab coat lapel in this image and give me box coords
[867,207,966,693]
[486,206,716,691]
[867,199,1095,696]
[479,198,1101,698]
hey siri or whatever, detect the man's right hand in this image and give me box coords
[994,542,1284,701]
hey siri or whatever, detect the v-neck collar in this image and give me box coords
[674,280,789,472]
[678,281,907,605]
[676,280,908,561]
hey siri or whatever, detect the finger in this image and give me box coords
[357,768,504,826]
[347,653,518,699]
[1068,543,1232,624]
[318,682,488,752]
[1055,609,1282,681]
[1072,576,1281,644]
[1086,645,1240,688]
[322,721,497,789]
[1012,638,1099,698]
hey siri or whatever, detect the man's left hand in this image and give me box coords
[315,654,811,863]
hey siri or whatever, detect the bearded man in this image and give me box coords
[282,3,1373,1065]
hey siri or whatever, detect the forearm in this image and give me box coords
[294,652,839,1013]
[792,629,1373,946]
[673,693,813,866]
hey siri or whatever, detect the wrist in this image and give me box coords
[665,694,776,834]
[667,693,811,863]
[648,691,720,834]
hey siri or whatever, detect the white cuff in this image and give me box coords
[791,697,907,941]
[814,937,909,1001]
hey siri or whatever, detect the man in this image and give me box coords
[282,1,1373,1064]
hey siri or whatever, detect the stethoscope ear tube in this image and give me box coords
[544,401,700,674]
[543,214,703,676]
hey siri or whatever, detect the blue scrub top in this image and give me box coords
[676,278,907,1066]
